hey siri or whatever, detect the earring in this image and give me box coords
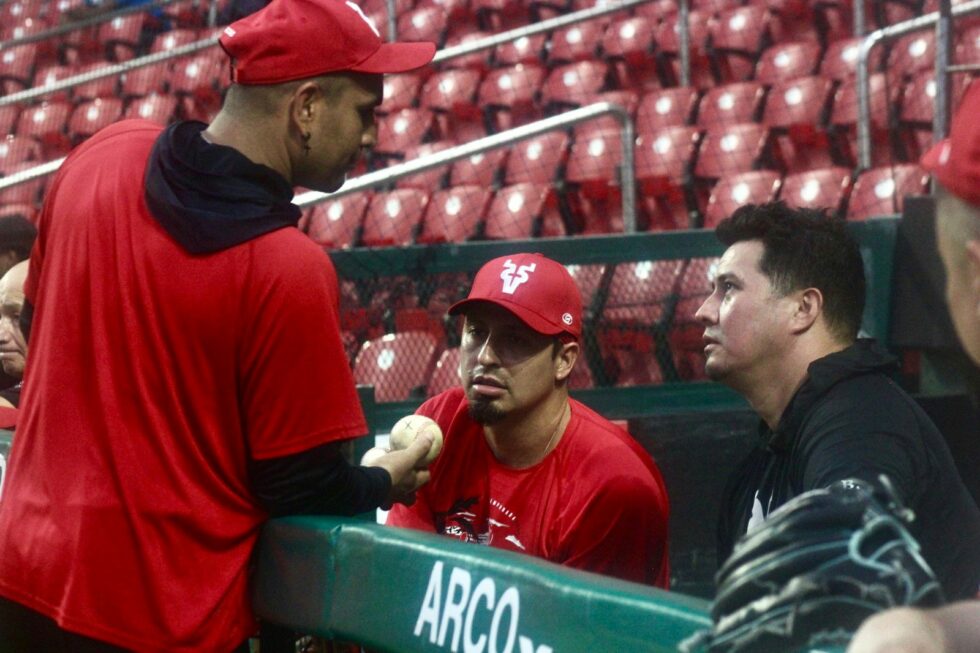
[301,131,311,156]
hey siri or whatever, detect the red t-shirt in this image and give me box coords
[0,120,367,652]
[387,388,671,587]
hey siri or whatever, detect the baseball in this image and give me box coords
[360,446,388,467]
[389,414,443,465]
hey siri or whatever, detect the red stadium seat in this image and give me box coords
[779,166,851,216]
[418,185,492,243]
[603,260,685,325]
[709,5,777,83]
[886,31,936,83]
[696,81,765,129]
[397,5,449,46]
[98,13,145,62]
[419,67,482,139]
[170,52,228,123]
[375,107,435,160]
[477,63,546,132]
[427,347,461,397]
[483,182,566,239]
[762,75,835,172]
[502,131,568,185]
[379,72,422,116]
[0,106,20,136]
[634,125,701,230]
[846,164,929,220]
[448,148,507,187]
[122,61,172,98]
[305,193,371,249]
[471,0,528,31]
[150,28,200,54]
[493,33,547,67]
[564,125,627,233]
[16,101,72,157]
[72,62,120,102]
[830,72,897,167]
[635,0,679,21]
[354,331,441,402]
[0,160,46,206]
[548,19,604,65]
[637,87,699,130]
[442,31,493,71]
[361,188,429,246]
[820,37,882,83]
[32,63,74,102]
[655,10,714,88]
[1,0,44,23]
[669,257,718,380]
[396,140,453,190]
[602,16,659,91]
[0,44,37,94]
[898,71,971,161]
[565,262,607,311]
[541,61,609,111]
[0,202,37,222]
[703,170,781,228]
[0,135,41,174]
[754,40,820,85]
[955,24,980,66]
[68,97,123,144]
[599,259,684,382]
[125,93,178,124]
[694,122,773,182]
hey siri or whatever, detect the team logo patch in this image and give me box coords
[499,259,536,294]
[562,313,573,326]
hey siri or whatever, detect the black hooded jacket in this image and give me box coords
[718,339,980,600]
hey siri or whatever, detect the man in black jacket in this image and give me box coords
[695,201,980,601]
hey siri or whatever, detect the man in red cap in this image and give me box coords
[0,1,436,651]
[848,81,980,653]
[387,253,671,587]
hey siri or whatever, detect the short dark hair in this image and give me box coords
[0,215,36,260]
[715,201,866,342]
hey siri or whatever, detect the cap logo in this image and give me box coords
[345,0,381,37]
[562,313,573,326]
[223,26,236,37]
[500,259,536,294]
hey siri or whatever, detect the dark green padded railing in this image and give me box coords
[253,516,712,652]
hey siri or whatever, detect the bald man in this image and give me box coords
[0,1,437,651]
[848,81,980,653]
[0,260,28,408]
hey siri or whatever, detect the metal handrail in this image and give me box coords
[295,101,639,231]
[0,102,638,231]
[0,0,184,50]
[0,35,219,107]
[855,0,980,170]
[431,0,650,64]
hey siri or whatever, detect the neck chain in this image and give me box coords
[539,403,570,461]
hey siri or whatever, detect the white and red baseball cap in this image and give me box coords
[450,253,583,340]
[219,0,436,85]
[921,79,980,206]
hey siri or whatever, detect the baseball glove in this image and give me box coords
[682,477,944,653]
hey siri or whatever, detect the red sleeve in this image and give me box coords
[560,464,671,587]
[239,236,367,459]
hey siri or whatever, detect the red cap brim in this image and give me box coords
[448,298,572,337]
[352,41,437,74]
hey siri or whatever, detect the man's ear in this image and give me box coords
[555,341,579,383]
[790,287,823,334]
[290,81,321,129]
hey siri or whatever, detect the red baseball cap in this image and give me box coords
[449,253,583,340]
[921,80,980,206]
[219,0,437,85]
